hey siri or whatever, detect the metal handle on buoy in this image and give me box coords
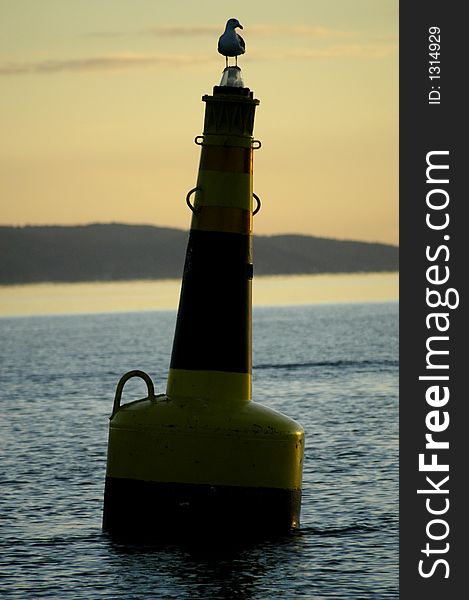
[253,193,261,216]
[252,140,262,150]
[111,370,155,417]
[186,187,201,213]
[194,136,204,145]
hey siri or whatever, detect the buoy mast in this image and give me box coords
[167,84,258,405]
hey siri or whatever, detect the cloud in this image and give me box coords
[82,31,128,39]
[0,53,214,76]
[142,25,219,36]
[143,24,352,38]
[263,43,397,60]
[86,23,352,39]
[248,25,352,38]
[0,41,396,77]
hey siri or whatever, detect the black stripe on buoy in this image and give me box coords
[103,477,301,542]
[170,229,252,374]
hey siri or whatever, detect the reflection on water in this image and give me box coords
[0,272,397,317]
[105,534,301,600]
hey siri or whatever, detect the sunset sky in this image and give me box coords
[0,0,397,244]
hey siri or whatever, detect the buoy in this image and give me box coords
[102,81,305,542]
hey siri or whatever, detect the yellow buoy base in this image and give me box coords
[103,392,304,540]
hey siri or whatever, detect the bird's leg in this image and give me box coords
[225,56,228,68]
[235,56,238,66]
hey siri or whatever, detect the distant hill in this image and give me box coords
[0,224,398,284]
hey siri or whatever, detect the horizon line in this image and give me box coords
[0,221,399,247]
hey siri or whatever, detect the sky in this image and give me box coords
[0,0,398,245]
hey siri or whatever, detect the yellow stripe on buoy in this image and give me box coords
[167,368,251,401]
[194,170,252,209]
[106,396,303,489]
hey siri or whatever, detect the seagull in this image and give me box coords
[217,18,245,67]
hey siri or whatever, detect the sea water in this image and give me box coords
[0,302,398,598]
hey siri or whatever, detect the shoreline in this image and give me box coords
[0,272,398,318]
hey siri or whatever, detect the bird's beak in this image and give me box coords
[238,24,243,29]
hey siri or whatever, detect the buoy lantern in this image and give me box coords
[102,75,305,542]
